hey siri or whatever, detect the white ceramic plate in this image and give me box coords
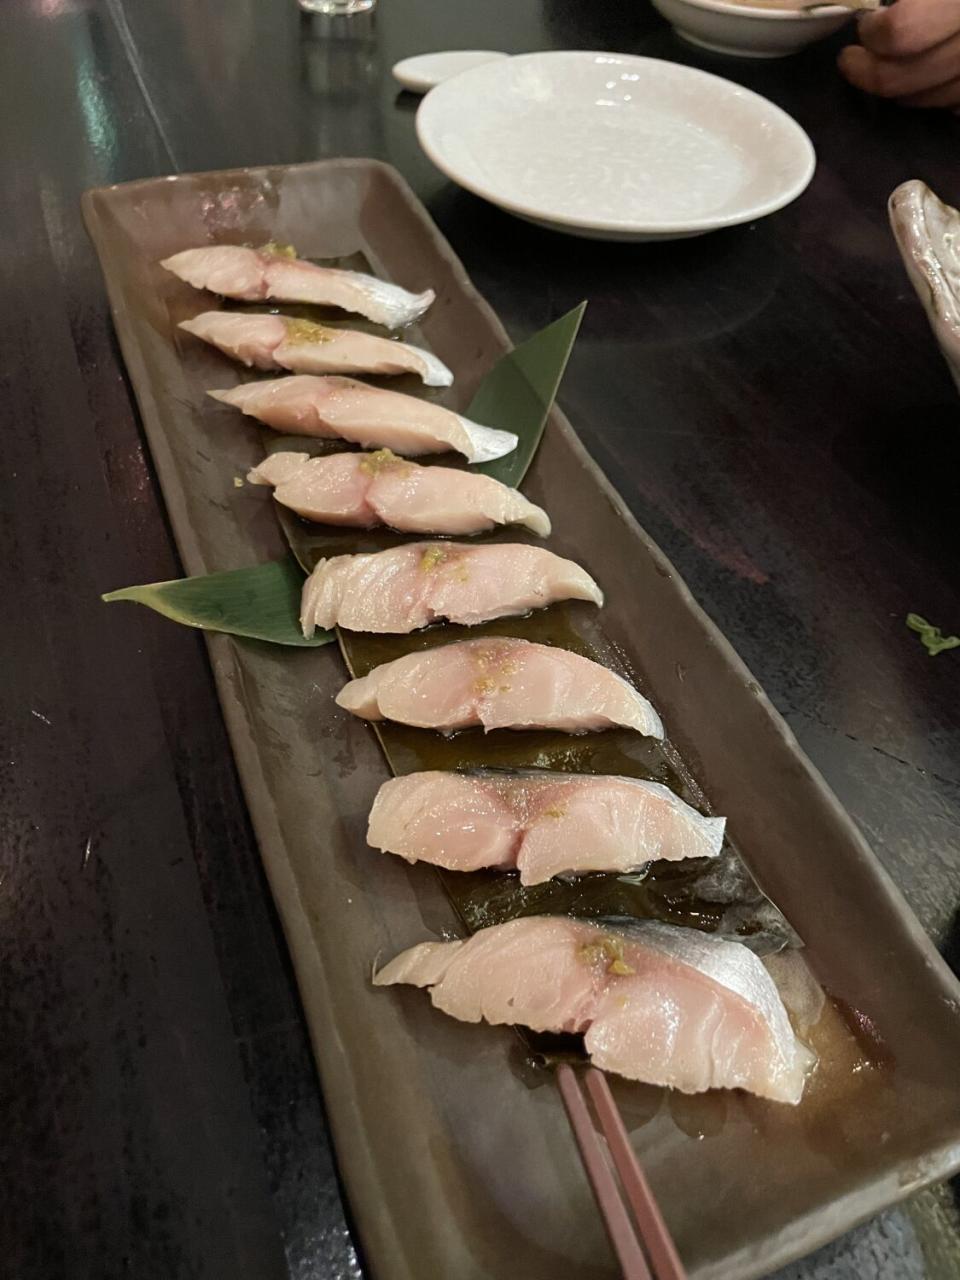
[392,50,508,95]
[416,50,816,241]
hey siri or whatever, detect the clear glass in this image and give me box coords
[299,0,376,14]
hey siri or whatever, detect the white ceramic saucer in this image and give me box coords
[416,50,816,241]
[392,50,508,95]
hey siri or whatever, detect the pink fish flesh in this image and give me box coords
[179,311,452,386]
[247,451,550,536]
[366,771,723,882]
[210,375,517,464]
[338,637,661,735]
[161,245,434,328]
[374,916,814,1103]
[301,542,603,636]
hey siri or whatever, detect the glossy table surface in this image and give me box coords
[1,1,959,1277]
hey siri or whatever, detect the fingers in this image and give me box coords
[839,31,960,98]
[899,74,960,108]
[838,0,960,108]
[857,0,960,59]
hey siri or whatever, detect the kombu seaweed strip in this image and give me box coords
[241,263,798,956]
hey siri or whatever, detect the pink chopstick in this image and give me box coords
[557,1065,687,1280]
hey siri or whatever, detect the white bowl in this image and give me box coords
[416,51,816,241]
[651,0,852,58]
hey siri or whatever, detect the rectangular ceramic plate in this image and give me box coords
[83,159,960,1280]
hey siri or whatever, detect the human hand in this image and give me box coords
[838,0,960,108]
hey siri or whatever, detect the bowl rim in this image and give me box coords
[653,0,852,21]
[416,50,817,236]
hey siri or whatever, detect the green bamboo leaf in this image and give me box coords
[103,558,333,647]
[470,302,586,488]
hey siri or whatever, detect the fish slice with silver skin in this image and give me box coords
[374,915,814,1103]
[337,636,660,735]
[300,541,602,636]
[179,311,453,387]
[247,451,550,535]
[210,375,517,464]
[366,770,722,882]
[161,243,434,328]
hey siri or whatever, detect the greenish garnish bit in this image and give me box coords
[357,449,409,475]
[906,613,960,656]
[260,240,298,259]
[283,317,334,344]
[578,936,636,976]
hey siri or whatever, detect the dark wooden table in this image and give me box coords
[2,0,959,1276]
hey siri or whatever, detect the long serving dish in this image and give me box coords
[83,159,960,1280]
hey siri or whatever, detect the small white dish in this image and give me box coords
[650,0,852,59]
[416,51,816,241]
[392,49,508,95]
